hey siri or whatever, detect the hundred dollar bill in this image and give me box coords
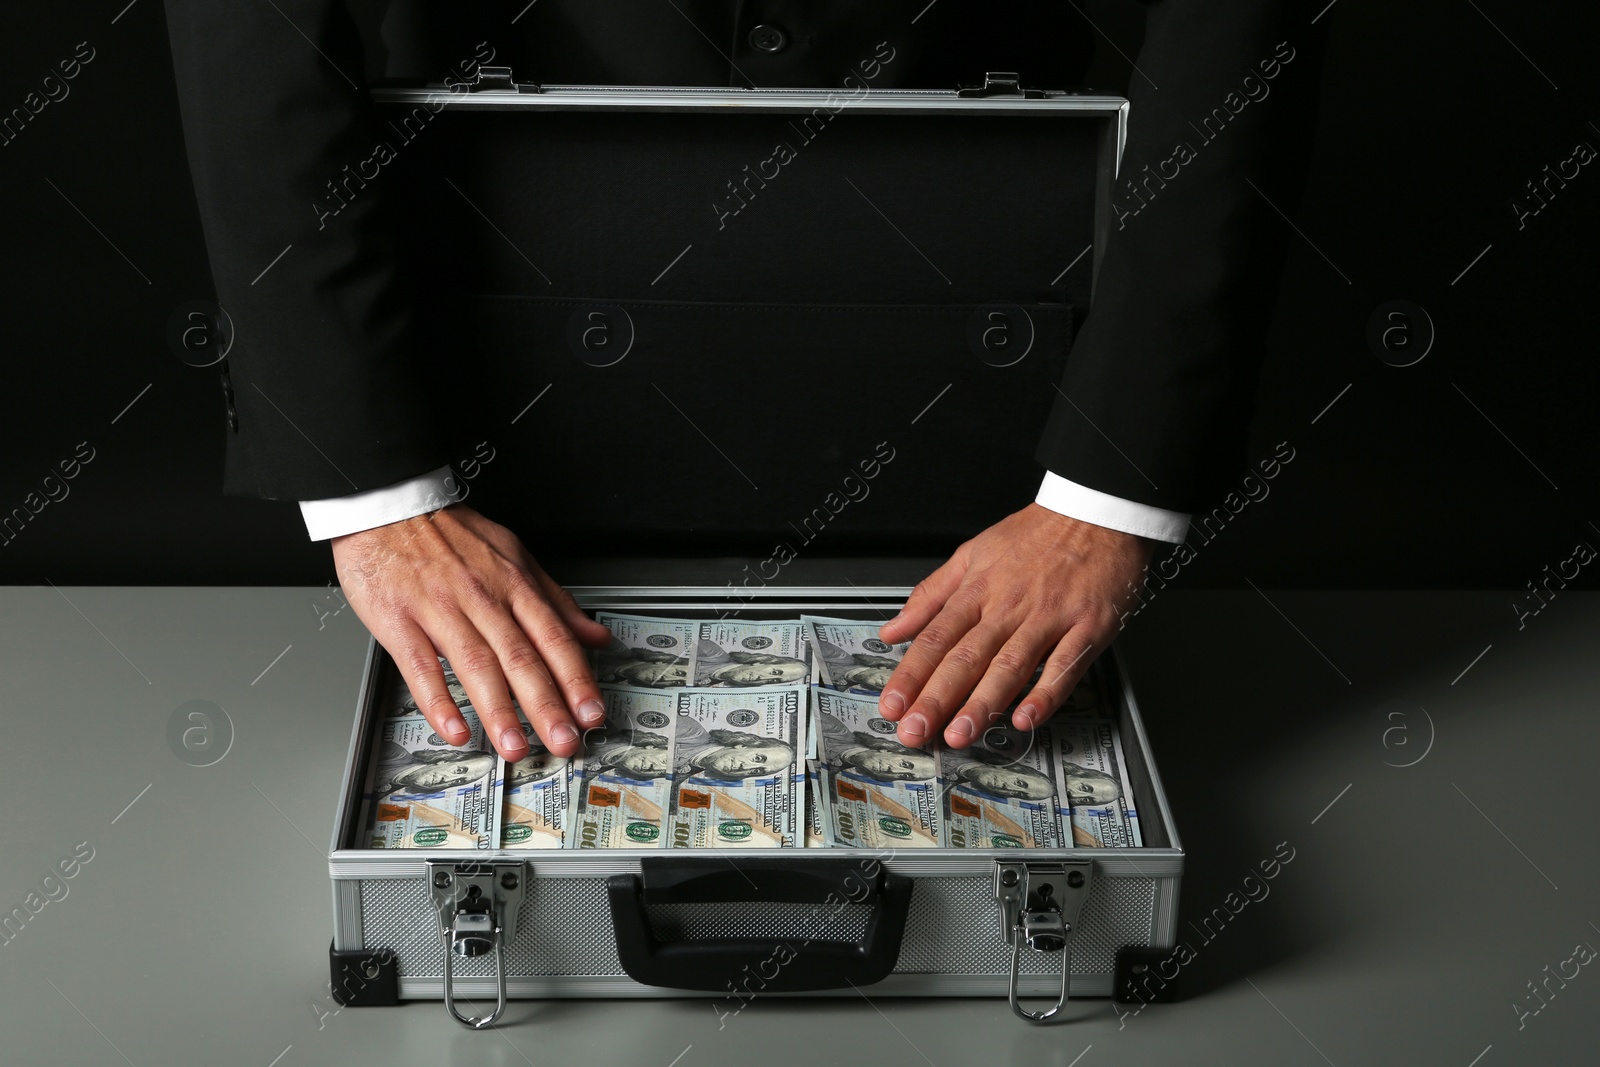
[1108,720,1144,846]
[814,688,941,848]
[804,760,828,847]
[501,721,571,849]
[941,722,1064,849]
[1050,720,1142,848]
[365,708,503,849]
[667,685,805,848]
[806,653,822,760]
[691,619,811,688]
[593,613,695,689]
[803,616,910,695]
[568,686,677,848]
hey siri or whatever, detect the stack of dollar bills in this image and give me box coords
[359,613,1142,850]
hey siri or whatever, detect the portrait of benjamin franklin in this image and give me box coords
[674,715,796,781]
[816,638,901,695]
[507,747,565,788]
[586,728,673,781]
[695,651,809,688]
[593,644,689,689]
[1056,762,1121,806]
[372,742,495,797]
[943,746,1055,802]
[816,710,937,783]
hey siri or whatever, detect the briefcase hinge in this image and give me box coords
[995,859,1091,1022]
[957,71,1045,99]
[452,65,542,94]
[427,861,527,1029]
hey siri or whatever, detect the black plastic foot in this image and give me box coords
[1113,945,1182,1004]
[329,942,400,1006]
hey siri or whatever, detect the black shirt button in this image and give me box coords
[748,24,788,53]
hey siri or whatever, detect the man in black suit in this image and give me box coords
[163,2,1326,764]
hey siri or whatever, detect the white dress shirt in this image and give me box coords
[301,468,1190,544]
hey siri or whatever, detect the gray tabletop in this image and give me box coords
[1,585,1594,1066]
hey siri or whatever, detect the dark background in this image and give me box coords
[1,1,1597,588]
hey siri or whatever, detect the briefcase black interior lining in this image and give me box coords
[394,105,1102,555]
[458,294,1073,554]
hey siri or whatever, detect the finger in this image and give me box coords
[529,563,613,649]
[448,595,586,759]
[878,549,969,646]
[1014,631,1101,730]
[942,628,1056,748]
[506,591,606,730]
[431,619,543,762]
[506,661,583,760]
[881,595,984,745]
[899,624,1010,748]
[878,590,981,723]
[384,622,472,746]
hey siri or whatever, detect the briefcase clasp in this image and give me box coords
[995,859,1092,1022]
[427,861,527,1029]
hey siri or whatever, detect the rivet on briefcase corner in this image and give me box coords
[433,870,451,889]
[1067,871,1085,889]
[500,872,519,891]
[1001,868,1020,887]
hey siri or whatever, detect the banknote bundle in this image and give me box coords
[501,720,573,849]
[363,623,1143,851]
[814,687,944,847]
[666,686,805,848]
[1050,718,1144,848]
[362,668,504,849]
[941,721,1065,849]
[567,686,679,847]
[804,616,911,696]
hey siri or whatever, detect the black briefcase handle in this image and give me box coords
[607,858,912,991]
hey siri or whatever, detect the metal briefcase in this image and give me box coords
[329,75,1175,1027]
[325,585,1183,1026]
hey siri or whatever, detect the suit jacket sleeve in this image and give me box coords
[1035,0,1329,514]
[163,0,448,501]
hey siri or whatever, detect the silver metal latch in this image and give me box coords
[995,859,1092,1022]
[427,861,527,1028]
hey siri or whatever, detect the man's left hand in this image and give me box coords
[876,504,1156,749]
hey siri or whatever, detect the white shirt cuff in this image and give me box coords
[1035,471,1190,544]
[299,466,461,541]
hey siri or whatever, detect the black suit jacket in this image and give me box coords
[163,1,1325,525]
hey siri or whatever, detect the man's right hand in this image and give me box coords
[331,504,612,762]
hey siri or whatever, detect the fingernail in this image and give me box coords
[577,699,606,726]
[552,723,579,746]
[444,718,470,742]
[881,692,906,717]
[945,718,973,747]
[1014,705,1037,729]
[499,727,527,755]
[902,712,927,741]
